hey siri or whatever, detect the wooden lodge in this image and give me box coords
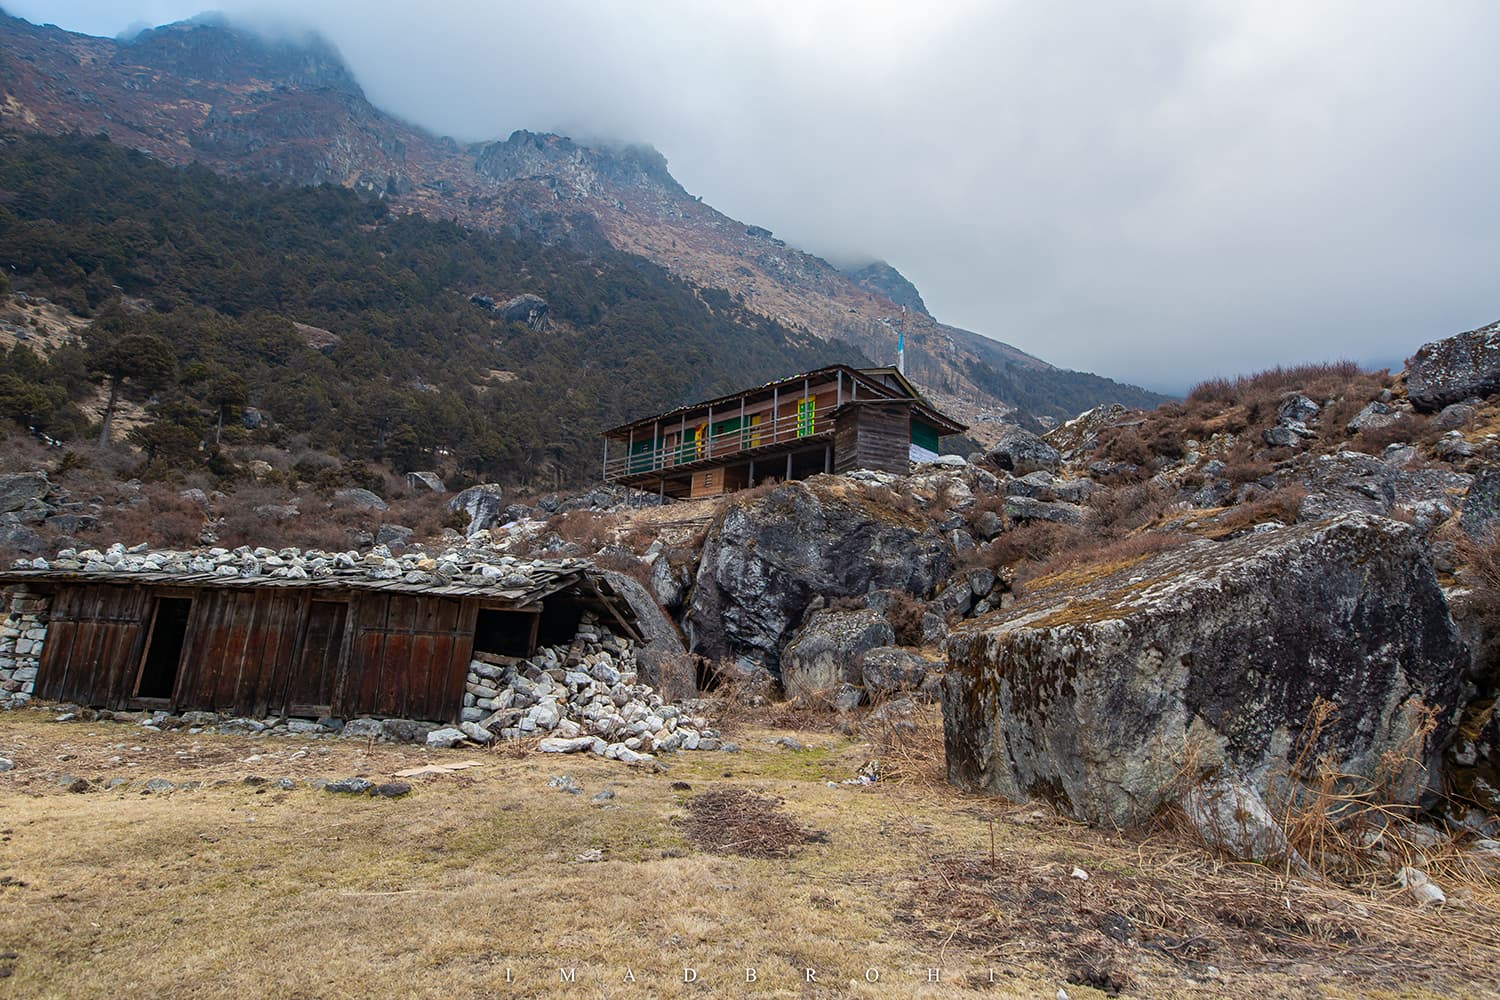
[0,562,640,724]
[601,365,967,499]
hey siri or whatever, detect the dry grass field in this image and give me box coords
[1,706,1498,999]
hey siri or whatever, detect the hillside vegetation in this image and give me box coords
[0,131,860,486]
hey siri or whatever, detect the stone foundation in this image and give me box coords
[0,585,48,708]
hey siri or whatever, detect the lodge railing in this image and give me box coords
[603,408,824,481]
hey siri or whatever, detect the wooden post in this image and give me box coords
[772,387,779,443]
[825,445,831,474]
[837,370,843,407]
[785,451,792,482]
[706,404,713,459]
[627,427,634,475]
[679,412,686,466]
[653,420,660,470]
[739,396,746,452]
[749,458,755,486]
[601,436,608,482]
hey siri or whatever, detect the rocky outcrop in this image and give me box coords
[1406,319,1500,412]
[0,472,50,514]
[333,487,387,511]
[942,513,1466,827]
[780,608,894,701]
[985,426,1060,475]
[500,293,548,330]
[686,478,953,674]
[447,484,506,536]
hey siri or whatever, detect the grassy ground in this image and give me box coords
[1,707,1497,999]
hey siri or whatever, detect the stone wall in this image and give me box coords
[0,585,48,708]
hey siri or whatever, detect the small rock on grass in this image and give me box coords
[547,774,582,794]
[142,778,175,793]
[370,782,411,798]
[325,777,374,794]
[0,758,12,772]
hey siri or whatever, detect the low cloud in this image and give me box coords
[16,0,1500,391]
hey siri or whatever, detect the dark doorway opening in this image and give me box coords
[472,608,539,658]
[137,597,191,699]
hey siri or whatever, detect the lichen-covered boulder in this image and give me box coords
[861,646,941,698]
[1406,318,1500,412]
[985,426,1060,475]
[942,513,1466,827]
[447,483,505,536]
[687,478,952,675]
[781,608,894,700]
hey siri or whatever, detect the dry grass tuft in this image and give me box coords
[862,698,947,790]
[675,787,827,858]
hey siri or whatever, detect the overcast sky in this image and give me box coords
[10,1,1500,392]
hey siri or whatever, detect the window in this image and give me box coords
[797,398,815,436]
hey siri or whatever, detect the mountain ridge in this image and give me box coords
[0,10,1169,428]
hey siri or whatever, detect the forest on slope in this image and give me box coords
[0,131,862,486]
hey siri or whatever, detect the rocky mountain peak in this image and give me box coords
[841,260,930,317]
[473,129,687,199]
[118,15,362,97]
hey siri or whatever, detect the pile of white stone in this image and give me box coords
[427,625,724,764]
[12,541,583,590]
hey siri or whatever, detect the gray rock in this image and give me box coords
[371,782,411,798]
[500,293,549,330]
[325,777,374,794]
[832,683,863,713]
[985,426,1060,475]
[861,646,940,698]
[687,479,952,675]
[1183,774,1297,862]
[1406,319,1500,411]
[943,513,1466,827]
[781,608,895,700]
[1004,496,1085,526]
[1434,403,1478,431]
[374,524,413,549]
[460,721,494,744]
[1436,431,1477,460]
[447,484,506,536]
[406,471,446,493]
[1262,425,1302,449]
[0,758,12,772]
[1461,469,1500,539]
[635,648,698,703]
[597,570,686,657]
[143,778,176,793]
[341,718,382,739]
[1346,401,1400,435]
[1278,394,1321,424]
[547,774,582,793]
[334,488,388,511]
[424,727,467,749]
[539,736,598,753]
[0,471,49,514]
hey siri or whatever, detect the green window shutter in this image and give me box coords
[797,399,815,437]
[912,418,940,452]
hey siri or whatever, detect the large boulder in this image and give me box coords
[686,478,953,675]
[447,484,506,536]
[0,472,50,514]
[1406,318,1500,412]
[780,608,894,700]
[596,569,686,657]
[985,426,1060,475]
[942,513,1466,827]
[861,646,941,698]
[500,293,549,330]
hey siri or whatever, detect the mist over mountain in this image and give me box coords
[0,9,1170,442]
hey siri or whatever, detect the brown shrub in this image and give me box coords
[884,590,928,646]
[1212,484,1308,535]
[1347,413,1441,456]
[100,484,206,549]
[1087,482,1172,538]
[1186,361,1368,408]
[544,510,616,552]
